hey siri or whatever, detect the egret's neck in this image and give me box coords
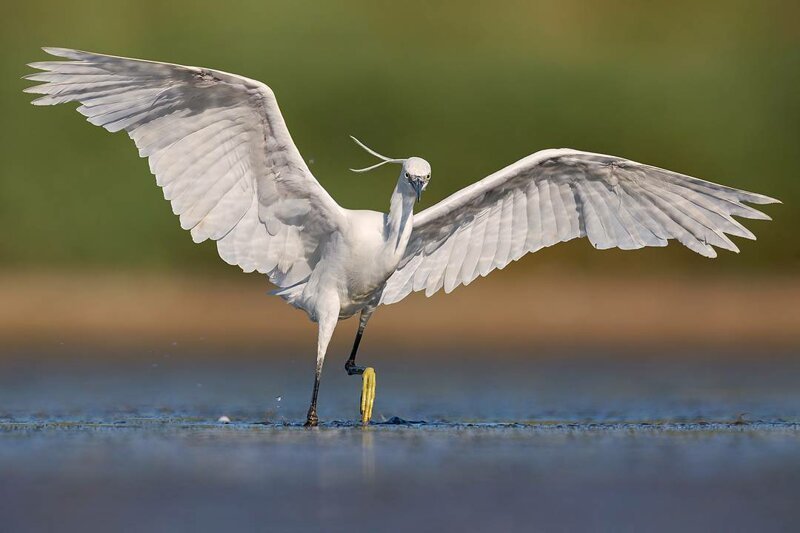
[385,178,416,253]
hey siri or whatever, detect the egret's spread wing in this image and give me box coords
[381,149,778,304]
[25,48,345,287]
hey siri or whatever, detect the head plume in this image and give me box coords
[349,136,406,173]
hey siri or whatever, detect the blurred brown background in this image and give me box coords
[1,0,797,353]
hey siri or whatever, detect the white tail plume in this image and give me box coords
[349,136,405,173]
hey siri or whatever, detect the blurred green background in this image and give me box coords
[1,0,797,275]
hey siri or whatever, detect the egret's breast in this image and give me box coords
[337,209,404,304]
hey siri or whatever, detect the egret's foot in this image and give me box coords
[360,367,376,425]
[304,409,319,427]
[345,360,365,375]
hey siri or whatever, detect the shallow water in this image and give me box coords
[1,348,799,532]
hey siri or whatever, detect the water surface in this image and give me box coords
[1,348,798,532]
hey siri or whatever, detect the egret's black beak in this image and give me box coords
[410,178,423,203]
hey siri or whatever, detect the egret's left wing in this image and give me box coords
[381,149,778,305]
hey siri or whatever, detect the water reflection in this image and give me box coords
[361,428,375,483]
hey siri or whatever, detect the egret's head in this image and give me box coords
[349,136,431,202]
[403,157,431,202]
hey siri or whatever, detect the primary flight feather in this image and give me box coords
[25,48,779,426]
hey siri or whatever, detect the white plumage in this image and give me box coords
[27,47,343,290]
[25,48,779,426]
[381,150,777,303]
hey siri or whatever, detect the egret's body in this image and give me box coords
[278,170,420,319]
[26,48,779,426]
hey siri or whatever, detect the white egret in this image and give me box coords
[25,48,779,426]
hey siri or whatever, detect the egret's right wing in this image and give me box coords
[25,48,345,287]
[381,149,779,305]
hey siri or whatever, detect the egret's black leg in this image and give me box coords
[304,366,321,427]
[345,307,374,375]
[304,308,337,428]
[344,308,377,424]
[345,326,366,375]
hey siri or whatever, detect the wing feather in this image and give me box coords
[524,181,544,252]
[574,180,613,249]
[493,194,515,268]
[538,179,560,248]
[477,200,504,276]
[25,48,344,289]
[459,210,490,285]
[444,223,474,293]
[381,149,778,304]
[509,187,529,260]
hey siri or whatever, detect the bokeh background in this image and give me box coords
[1,0,798,350]
[2,0,798,271]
